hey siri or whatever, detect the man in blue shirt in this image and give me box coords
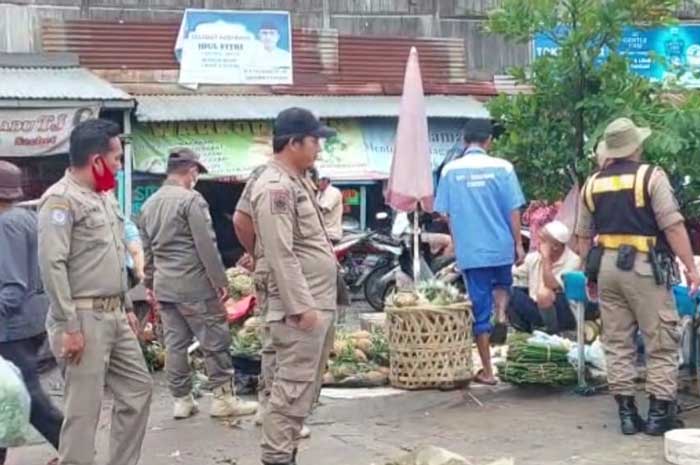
[435,119,525,385]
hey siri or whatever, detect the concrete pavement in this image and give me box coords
[9,371,699,465]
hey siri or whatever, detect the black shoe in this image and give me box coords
[615,395,645,435]
[262,449,297,465]
[644,396,684,437]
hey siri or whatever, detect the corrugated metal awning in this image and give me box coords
[0,66,134,105]
[135,94,489,122]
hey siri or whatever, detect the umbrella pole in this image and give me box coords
[413,208,420,285]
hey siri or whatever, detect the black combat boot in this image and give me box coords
[615,395,645,435]
[262,449,297,465]
[644,396,684,436]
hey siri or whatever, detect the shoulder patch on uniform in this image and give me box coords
[49,207,70,226]
[270,189,290,215]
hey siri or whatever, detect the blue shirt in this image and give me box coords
[124,217,141,269]
[435,147,525,270]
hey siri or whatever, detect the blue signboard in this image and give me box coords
[534,25,700,87]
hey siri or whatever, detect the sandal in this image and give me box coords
[474,368,497,386]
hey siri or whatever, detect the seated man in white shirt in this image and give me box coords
[509,220,583,333]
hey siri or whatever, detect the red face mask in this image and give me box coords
[92,157,116,193]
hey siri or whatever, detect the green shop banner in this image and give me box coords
[132,118,466,179]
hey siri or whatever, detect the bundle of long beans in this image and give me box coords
[497,333,576,386]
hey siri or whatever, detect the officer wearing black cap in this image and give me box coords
[247,108,337,465]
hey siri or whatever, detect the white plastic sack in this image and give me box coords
[567,340,607,376]
[528,331,574,352]
[0,355,32,448]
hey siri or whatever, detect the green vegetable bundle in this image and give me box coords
[230,327,262,358]
[141,341,166,372]
[498,332,576,386]
[0,357,31,447]
[506,333,570,364]
[496,361,577,386]
[226,267,255,301]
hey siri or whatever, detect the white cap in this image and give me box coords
[542,220,571,244]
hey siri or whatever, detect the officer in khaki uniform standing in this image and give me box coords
[38,119,153,465]
[139,149,257,419]
[576,118,700,437]
[249,108,337,465]
[235,165,331,440]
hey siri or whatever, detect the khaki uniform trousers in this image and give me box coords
[159,299,233,397]
[48,306,153,465]
[258,309,335,410]
[599,252,681,401]
[261,311,334,464]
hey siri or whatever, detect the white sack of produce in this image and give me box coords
[0,355,31,448]
[567,340,607,375]
[665,429,700,465]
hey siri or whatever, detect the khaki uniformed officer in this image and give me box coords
[139,148,257,419]
[250,108,337,465]
[235,166,328,441]
[38,119,153,465]
[576,118,700,437]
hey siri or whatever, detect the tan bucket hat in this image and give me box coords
[596,117,652,160]
[0,160,23,201]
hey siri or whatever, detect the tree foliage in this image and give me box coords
[487,0,700,219]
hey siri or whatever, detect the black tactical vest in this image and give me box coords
[583,160,661,250]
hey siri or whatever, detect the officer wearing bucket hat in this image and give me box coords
[576,117,700,436]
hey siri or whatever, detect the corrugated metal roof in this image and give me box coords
[0,66,133,101]
[134,94,489,122]
[41,20,497,97]
[493,74,532,95]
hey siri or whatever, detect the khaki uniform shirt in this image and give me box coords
[139,180,227,303]
[250,161,337,322]
[235,165,267,218]
[37,172,128,333]
[576,167,684,238]
[317,185,344,242]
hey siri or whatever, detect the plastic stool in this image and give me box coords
[562,271,588,393]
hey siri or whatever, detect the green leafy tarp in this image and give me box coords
[0,356,31,447]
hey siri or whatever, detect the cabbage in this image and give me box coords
[226,267,255,300]
[0,356,31,447]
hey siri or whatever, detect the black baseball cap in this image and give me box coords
[273,107,337,140]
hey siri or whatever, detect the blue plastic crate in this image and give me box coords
[673,285,699,317]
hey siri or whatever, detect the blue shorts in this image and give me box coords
[463,265,513,336]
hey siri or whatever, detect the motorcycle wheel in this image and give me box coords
[363,265,393,311]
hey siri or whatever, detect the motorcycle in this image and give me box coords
[334,220,402,300]
[364,215,531,311]
[363,211,455,311]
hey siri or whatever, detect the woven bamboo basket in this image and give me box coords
[386,302,473,390]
